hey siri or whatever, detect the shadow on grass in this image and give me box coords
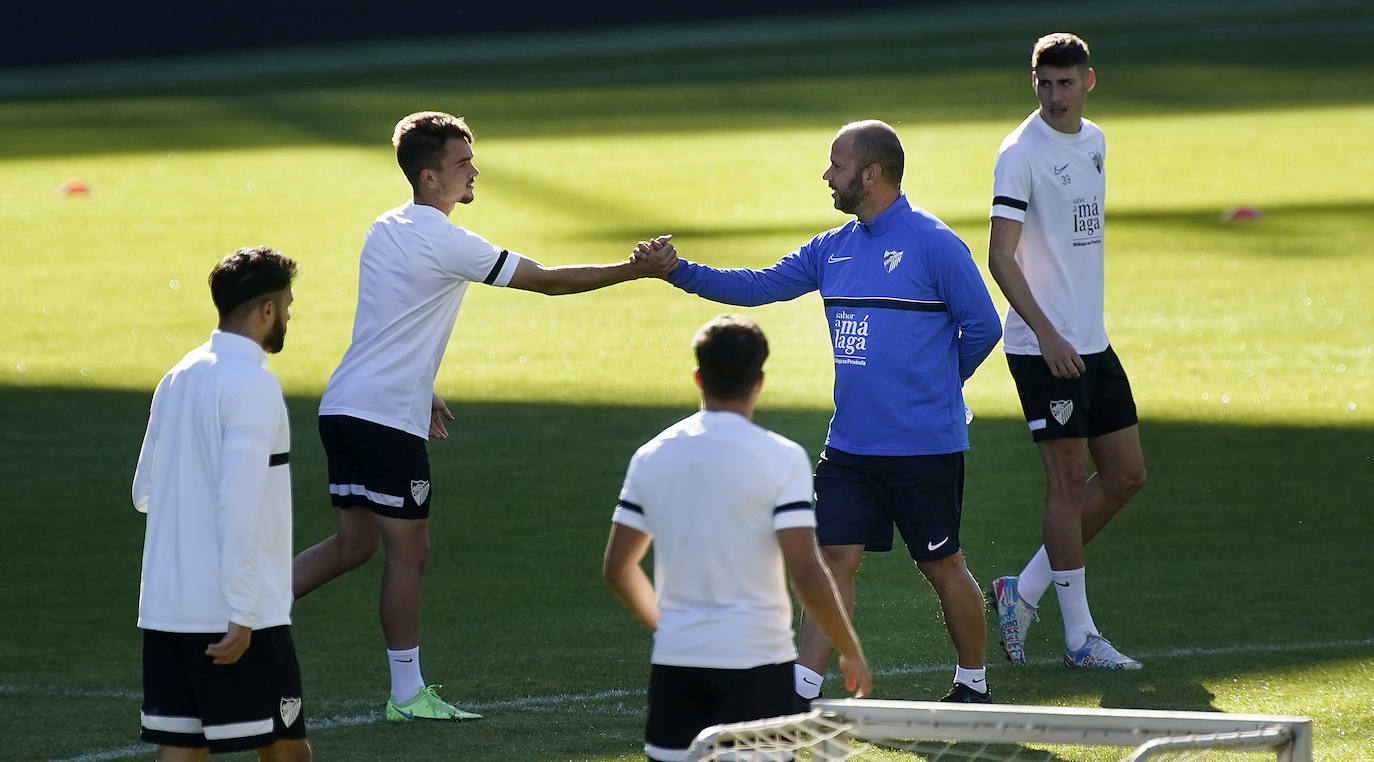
[1,3,1372,161]
[574,199,1374,253]
[1,384,1369,760]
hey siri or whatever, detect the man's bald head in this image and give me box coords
[836,120,904,188]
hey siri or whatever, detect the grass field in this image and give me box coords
[2,1,1372,760]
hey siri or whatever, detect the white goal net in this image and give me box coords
[685,699,1312,762]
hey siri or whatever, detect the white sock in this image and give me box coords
[953,666,987,694]
[1051,567,1098,651]
[388,646,424,703]
[794,664,823,699]
[1018,547,1052,606]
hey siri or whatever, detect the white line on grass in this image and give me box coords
[50,745,151,762]
[46,713,379,762]
[886,636,1374,674]
[308,686,645,715]
[0,684,139,700]
[34,636,1374,762]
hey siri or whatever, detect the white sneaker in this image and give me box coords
[992,576,1038,665]
[1063,633,1142,670]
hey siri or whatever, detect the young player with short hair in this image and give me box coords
[604,315,872,762]
[987,33,1147,670]
[290,111,679,722]
[133,246,311,760]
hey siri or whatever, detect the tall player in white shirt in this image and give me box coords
[986,34,1147,670]
[604,315,871,762]
[290,111,679,722]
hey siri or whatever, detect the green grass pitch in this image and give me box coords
[1,1,1371,759]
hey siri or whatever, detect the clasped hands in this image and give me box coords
[629,234,678,277]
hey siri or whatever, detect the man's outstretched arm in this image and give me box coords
[507,235,677,295]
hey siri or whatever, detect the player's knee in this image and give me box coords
[1127,465,1146,494]
[384,536,430,570]
[337,532,380,568]
[915,553,966,585]
[1107,464,1146,500]
[819,545,864,580]
[1044,461,1090,497]
[1045,476,1088,505]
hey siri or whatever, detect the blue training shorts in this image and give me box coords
[813,447,964,562]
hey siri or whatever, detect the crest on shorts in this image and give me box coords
[883,249,904,273]
[1050,399,1074,425]
[280,697,302,727]
[410,479,431,505]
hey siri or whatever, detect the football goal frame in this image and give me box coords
[685,698,1313,762]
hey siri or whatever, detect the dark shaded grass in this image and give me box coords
[1,386,1368,759]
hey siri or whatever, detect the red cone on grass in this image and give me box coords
[1221,206,1262,221]
[57,178,90,196]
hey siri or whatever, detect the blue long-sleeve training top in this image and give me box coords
[668,194,1002,456]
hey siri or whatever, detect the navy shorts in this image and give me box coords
[813,447,964,562]
[644,661,801,762]
[1007,346,1138,441]
[319,414,432,519]
[141,626,306,753]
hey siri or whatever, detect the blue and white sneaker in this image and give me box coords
[992,576,1037,665]
[1064,633,1142,670]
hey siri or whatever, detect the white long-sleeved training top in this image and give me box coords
[132,330,293,633]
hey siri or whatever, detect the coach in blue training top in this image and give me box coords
[645,120,1002,703]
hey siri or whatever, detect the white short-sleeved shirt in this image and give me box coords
[132,331,293,633]
[612,410,816,669]
[319,202,524,438]
[991,111,1109,355]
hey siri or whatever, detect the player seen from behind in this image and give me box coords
[604,314,872,762]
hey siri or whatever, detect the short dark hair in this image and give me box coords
[393,111,474,191]
[208,246,297,318]
[1032,33,1090,71]
[693,315,769,402]
[841,120,904,186]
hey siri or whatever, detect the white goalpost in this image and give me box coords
[685,699,1313,762]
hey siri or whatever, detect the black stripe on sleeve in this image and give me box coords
[774,501,812,515]
[993,195,1028,211]
[268,452,290,467]
[482,250,511,285]
[823,297,946,312]
[617,499,644,515]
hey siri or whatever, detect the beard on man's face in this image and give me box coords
[264,312,287,354]
[833,173,866,215]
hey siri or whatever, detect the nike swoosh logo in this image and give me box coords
[827,256,852,263]
[801,677,820,687]
[927,537,949,551]
[1054,163,1069,173]
[395,658,414,662]
[394,708,414,718]
[1053,580,1070,587]
[971,678,985,684]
